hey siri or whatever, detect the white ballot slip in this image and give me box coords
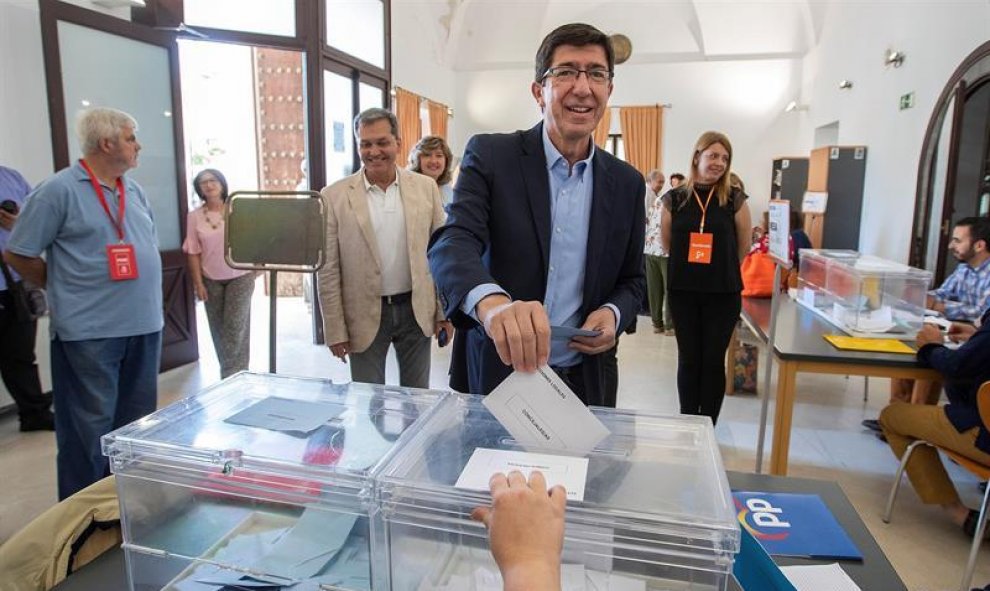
[780,563,861,591]
[483,366,610,455]
[455,448,590,501]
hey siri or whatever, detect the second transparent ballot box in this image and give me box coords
[374,394,741,591]
[797,249,932,336]
[102,373,447,591]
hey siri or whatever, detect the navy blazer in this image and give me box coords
[427,123,646,404]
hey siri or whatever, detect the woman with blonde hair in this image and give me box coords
[408,135,455,211]
[661,131,752,423]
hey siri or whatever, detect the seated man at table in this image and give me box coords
[865,216,990,439]
[879,306,990,536]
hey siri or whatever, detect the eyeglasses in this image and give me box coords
[198,179,220,187]
[541,66,613,85]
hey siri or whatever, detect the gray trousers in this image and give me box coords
[645,254,673,329]
[203,273,255,378]
[350,299,431,388]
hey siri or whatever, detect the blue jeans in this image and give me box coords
[51,331,161,500]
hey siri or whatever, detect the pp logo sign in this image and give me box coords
[735,497,791,541]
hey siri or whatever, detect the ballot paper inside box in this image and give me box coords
[375,393,741,591]
[101,372,447,591]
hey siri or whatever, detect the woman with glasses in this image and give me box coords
[408,135,455,212]
[661,132,752,424]
[182,168,256,378]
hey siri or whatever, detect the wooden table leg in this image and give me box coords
[769,360,798,475]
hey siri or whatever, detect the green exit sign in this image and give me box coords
[899,92,915,110]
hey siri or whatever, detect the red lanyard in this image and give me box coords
[692,186,715,233]
[79,159,126,242]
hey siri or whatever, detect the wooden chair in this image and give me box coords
[882,381,990,591]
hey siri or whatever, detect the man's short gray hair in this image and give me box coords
[646,169,664,183]
[76,107,138,155]
[353,108,399,139]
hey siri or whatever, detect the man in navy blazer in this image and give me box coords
[427,23,646,406]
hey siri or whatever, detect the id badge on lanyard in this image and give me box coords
[688,187,715,265]
[79,159,139,281]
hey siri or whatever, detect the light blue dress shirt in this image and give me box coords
[462,127,618,368]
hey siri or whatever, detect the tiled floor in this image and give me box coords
[0,289,986,590]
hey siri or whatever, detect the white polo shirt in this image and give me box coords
[363,169,412,297]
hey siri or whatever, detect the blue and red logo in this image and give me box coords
[734,496,790,541]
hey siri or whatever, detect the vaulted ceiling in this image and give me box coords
[401,0,828,71]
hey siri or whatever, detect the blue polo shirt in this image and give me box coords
[6,161,163,341]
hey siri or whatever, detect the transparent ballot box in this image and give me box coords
[102,373,446,591]
[797,249,932,336]
[375,395,740,591]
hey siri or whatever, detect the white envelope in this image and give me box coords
[483,366,610,456]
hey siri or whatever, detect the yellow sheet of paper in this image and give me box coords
[823,334,916,354]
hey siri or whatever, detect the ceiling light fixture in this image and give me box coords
[784,100,808,113]
[838,79,853,89]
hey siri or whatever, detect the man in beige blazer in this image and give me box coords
[317,108,451,388]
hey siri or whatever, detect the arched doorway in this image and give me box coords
[910,41,990,281]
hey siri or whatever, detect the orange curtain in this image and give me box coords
[428,100,449,141]
[619,105,664,176]
[593,107,611,149]
[394,88,422,166]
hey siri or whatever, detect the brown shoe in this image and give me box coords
[653,325,663,334]
[665,328,675,336]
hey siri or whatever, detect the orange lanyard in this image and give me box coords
[692,187,715,233]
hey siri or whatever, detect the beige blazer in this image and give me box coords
[317,168,446,353]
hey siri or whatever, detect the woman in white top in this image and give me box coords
[182,169,255,378]
[408,135,455,212]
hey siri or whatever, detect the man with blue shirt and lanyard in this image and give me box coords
[4,108,162,500]
[428,23,646,405]
[0,165,53,432]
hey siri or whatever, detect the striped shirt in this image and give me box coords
[930,257,990,322]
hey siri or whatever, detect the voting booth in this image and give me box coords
[375,393,740,590]
[101,373,446,591]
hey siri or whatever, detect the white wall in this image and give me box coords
[390,0,458,140]
[792,1,990,262]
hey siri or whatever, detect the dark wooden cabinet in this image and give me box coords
[770,157,809,212]
[807,146,867,250]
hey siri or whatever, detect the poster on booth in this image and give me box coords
[732,491,863,560]
[767,199,791,268]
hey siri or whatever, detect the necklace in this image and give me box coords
[202,207,222,230]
